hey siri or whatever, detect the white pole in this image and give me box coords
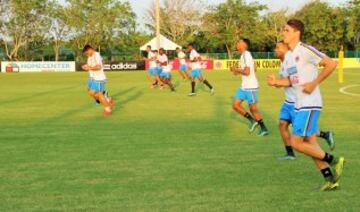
[155,0,160,50]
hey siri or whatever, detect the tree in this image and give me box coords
[64,0,136,61]
[293,0,347,51]
[0,0,52,61]
[345,0,360,49]
[48,1,69,61]
[261,10,288,50]
[202,0,266,58]
[145,0,203,46]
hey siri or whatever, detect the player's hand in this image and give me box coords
[302,81,317,94]
[267,73,276,86]
[82,65,89,71]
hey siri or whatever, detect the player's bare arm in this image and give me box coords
[86,64,102,71]
[231,66,250,76]
[267,73,291,87]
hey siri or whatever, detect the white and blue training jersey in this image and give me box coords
[283,42,326,111]
[240,51,258,90]
[279,52,296,104]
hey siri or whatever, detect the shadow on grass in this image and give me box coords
[0,86,79,106]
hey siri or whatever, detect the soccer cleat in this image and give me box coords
[210,88,215,95]
[324,131,335,151]
[248,120,259,133]
[95,99,101,105]
[331,157,345,183]
[188,92,196,96]
[160,85,164,90]
[258,128,269,136]
[108,97,115,108]
[103,107,112,116]
[319,181,339,191]
[277,155,296,161]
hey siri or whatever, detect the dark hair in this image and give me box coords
[159,48,165,51]
[241,38,251,48]
[287,19,304,40]
[188,44,193,47]
[153,50,158,53]
[82,44,93,53]
[147,45,152,49]
[176,47,180,50]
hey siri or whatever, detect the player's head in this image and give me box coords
[187,44,194,52]
[82,44,94,57]
[275,40,289,60]
[146,45,152,52]
[237,38,250,53]
[176,47,182,53]
[153,50,158,56]
[159,48,165,55]
[283,19,304,44]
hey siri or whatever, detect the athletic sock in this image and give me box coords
[244,112,255,122]
[319,131,327,138]
[257,119,267,130]
[203,79,213,89]
[320,167,335,182]
[285,146,295,156]
[322,152,337,165]
[191,81,196,93]
[169,84,175,91]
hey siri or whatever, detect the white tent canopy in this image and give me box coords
[140,35,181,51]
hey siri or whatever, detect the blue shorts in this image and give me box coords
[160,72,171,79]
[148,67,158,76]
[180,64,187,72]
[279,101,296,123]
[156,67,163,75]
[292,110,321,137]
[190,69,202,78]
[88,78,106,92]
[234,88,258,105]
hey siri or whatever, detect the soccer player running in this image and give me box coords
[176,47,189,80]
[82,44,114,116]
[157,48,176,92]
[270,41,335,160]
[267,19,344,191]
[145,45,161,88]
[230,39,269,136]
[187,44,215,96]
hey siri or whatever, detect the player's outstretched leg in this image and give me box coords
[277,120,296,160]
[291,135,345,191]
[159,76,175,92]
[188,78,196,96]
[232,99,258,133]
[317,130,335,151]
[199,76,215,95]
[95,92,112,116]
[249,104,269,136]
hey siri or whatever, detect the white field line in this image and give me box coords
[339,84,360,97]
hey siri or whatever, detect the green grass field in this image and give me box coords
[0,69,359,211]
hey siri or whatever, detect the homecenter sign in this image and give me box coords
[0,61,76,73]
